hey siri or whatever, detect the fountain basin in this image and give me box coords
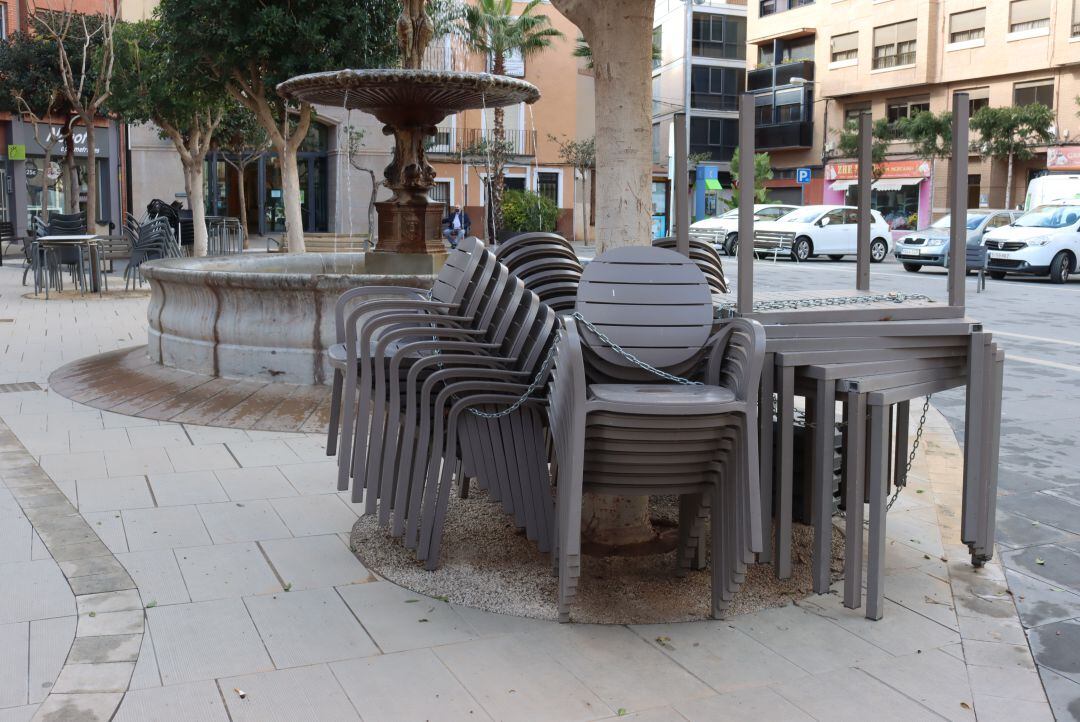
[141,253,432,385]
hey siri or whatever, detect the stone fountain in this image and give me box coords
[137,2,540,386]
[278,0,540,276]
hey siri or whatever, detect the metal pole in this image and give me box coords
[737,93,755,315]
[856,111,872,291]
[949,92,970,309]
[674,111,690,257]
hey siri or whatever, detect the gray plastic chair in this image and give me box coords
[547,246,764,621]
[652,236,730,296]
[496,231,583,312]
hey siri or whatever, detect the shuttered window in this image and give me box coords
[830,32,858,62]
[949,9,985,43]
[1010,0,1050,32]
[872,20,917,70]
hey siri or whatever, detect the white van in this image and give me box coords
[1024,174,1080,210]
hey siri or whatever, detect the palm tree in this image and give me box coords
[462,0,562,239]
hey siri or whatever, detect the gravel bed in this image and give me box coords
[350,489,844,625]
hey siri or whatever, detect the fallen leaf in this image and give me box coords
[418,618,429,623]
[1036,558,1045,566]
[145,601,157,609]
[617,709,628,716]
[283,582,293,591]
[88,611,96,618]
[434,595,450,602]
[404,599,420,604]
[960,702,970,710]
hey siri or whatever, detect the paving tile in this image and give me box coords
[434,635,611,721]
[1004,567,1080,629]
[334,649,488,721]
[16,431,73,457]
[32,692,124,721]
[994,509,1078,550]
[282,435,331,462]
[28,615,77,703]
[771,667,942,721]
[214,466,297,501]
[617,707,693,721]
[971,694,1055,722]
[1038,667,1080,722]
[0,705,36,722]
[522,624,713,712]
[39,451,108,481]
[175,542,281,602]
[100,411,160,429]
[728,605,891,674]
[798,596,960,656]
[113,680,229,722]
[165,444,238,474]
[999,491,1080,535]
[147,598,273,684]
[46,411,105,433]
[0,560,76,623]
[67,633,143,664]
[126,425,192,449]
[270,494,358,537]
[77,475,154,513]
[197,500,291,544]
[0,488,25,520]
[259,535,371,590]
[0,516,32,563]
[243,588,377,667]
[1002,544,1080,590]
[147,471,229,507]
[962,639,1037,670]
[0,622,29,708]
[967,659,1050,703]
[223,664,361,722]
[278,460,338,495]
[129,624,161,690]
[859,647,975,720]
[1028,618,1080,683]
[122,506,211,551]
[225,439,302,468]
[68,428,132,454]
[115,550,190,606]
[104,448,175,477]
[955,613,1028,645]
[51,661,134,693]
[77,610,144,637]
[182,425,252,446]
[675,687,814,721]
[882,566,959,630]
[337,582,477,653]
[451,604,554,637]
[629,619,807,694]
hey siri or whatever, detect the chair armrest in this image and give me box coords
[335,286,431,337]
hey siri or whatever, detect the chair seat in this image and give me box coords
[588,383,735,408]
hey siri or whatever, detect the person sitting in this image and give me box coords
[442,206,470,248]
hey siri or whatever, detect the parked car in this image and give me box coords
[1025,173,1080,211]
[752,205,892,262]
[689,203,799,256]
[983,202,1080,284]
[894,210,1020,272]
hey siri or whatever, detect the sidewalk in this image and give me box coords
[0,262,1053,721]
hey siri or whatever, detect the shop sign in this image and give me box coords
[825,159,931,181]
[1047,146,1080,171]
[11,121,113,158]
[7,145,25,161]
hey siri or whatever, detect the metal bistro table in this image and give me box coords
[37,235,103,295]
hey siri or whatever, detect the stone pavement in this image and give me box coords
[0,259,1055,721]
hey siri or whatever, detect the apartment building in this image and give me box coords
[748,0,1080,228]
[652,0,749,233]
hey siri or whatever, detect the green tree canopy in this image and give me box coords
[970,103,1054,207]
[834,117,892,173]
[724,147,773,209]
[0,31,66,121]
[893,110,953,160]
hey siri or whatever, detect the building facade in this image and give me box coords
[652,0,749,234]
[748,0,1080,228]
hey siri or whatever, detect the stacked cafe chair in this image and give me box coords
[496,231,583,312]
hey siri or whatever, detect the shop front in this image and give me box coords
[824,159,932,235]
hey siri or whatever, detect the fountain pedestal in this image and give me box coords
[367,199,448,275]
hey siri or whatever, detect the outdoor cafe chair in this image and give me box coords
[652,236,730,296]
[496,231,584,311]
[546,246,764,621]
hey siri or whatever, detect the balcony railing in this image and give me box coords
[759,0,814,17]
[755,121,813,150]
[748,60,814,91]
[429,127,537,157]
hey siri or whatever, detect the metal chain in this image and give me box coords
[571,312,704,386]
[718,291,935,315]
[465,339,560,419]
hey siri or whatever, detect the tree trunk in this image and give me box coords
[582,170,589,245]
[281,145,305,253]
[491,54,507,241]
[186,161,209,257]
[552,0,654,253]
[236,163,249,249]
[1005,150,1014,210]
[41,148,54,225]
[62,123,77,214]
[84,121,98,231]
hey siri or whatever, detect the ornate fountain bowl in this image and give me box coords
[278,68,540,126]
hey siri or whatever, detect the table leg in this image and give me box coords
[758,353,775,564]
[843,390,866,610]
[961,332,987,547]
[893,401,910,490]
[866,402,889,620]
[89,244,101,294]
[812,378,835,594]
[775,365,794,580]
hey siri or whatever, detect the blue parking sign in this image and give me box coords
[796,167,812,184]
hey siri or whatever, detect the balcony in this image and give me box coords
[759,0,814,17]
[755,121,813,150]
[747,60,814,92]
[429,127,537,157]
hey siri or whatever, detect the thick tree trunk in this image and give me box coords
[551,0,658,546]
[280,145,305,253]
[236,163,249,249]
[552,0,654,253]
[185,162,210,257]
[84,122,98,230]
[1005,150,1014,210]
[62,123,77,214]
[41,148,53,224]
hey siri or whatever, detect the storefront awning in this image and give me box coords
[872,177,923,191]
[704,178,722,190]
[830,179,856,191]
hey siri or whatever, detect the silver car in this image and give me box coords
[893,210,1021,272]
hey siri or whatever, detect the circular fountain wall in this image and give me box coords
[141,253,432,385]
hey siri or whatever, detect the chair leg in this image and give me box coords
[676,493,705,576]
[865,403,890,621]
[843,391,867,610]
[775,365,795,579]
[812,379,835,595]
[709,483,727,619]
[326,368,343,456]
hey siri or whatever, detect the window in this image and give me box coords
[760,0,815,17]
[1010,0,1050,32]
[537,172,559,205]
[773,88,803,123]
[779,35,815,64]
[691,66,744,111]
[964,87,989,116]
[652,27,662,69]
[831,32,858,63]
[755,93,774,124]
[1073,0,1080,37]
[842,209,859,224]
[872,20,917,70]
[822,209,846,226]
[886,97,930,124]
[987,212,1015,230]
[0,4,6,39]
[844,105,869,124]
[691,14,746,60]
[689,117,738,162]
[968,175,982,209]
[949,8,985,43]
[1014,79,1054,107]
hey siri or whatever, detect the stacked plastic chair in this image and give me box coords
[329,236,560,568]
[496,232,583,312]
[652,236,730,297]
[547,246,764,621]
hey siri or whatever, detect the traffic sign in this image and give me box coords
[796,167,812,184]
